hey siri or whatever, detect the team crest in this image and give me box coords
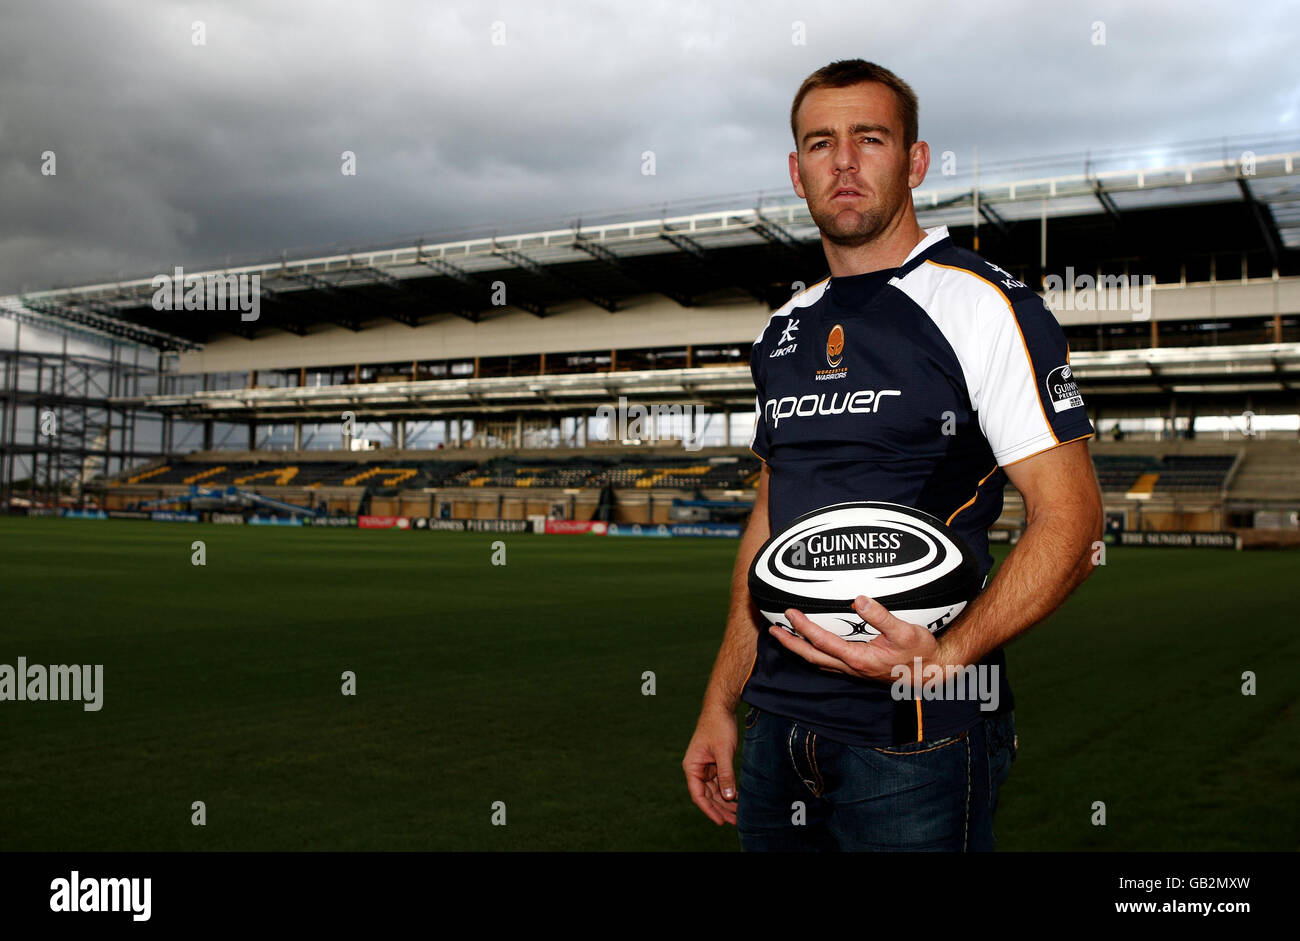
[815,323,849,381]
[826,324,844,367]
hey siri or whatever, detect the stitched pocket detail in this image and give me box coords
[867,731,968,756]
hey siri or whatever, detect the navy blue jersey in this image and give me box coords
[744,225,1094,746]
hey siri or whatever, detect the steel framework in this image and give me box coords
[0,316,165,507]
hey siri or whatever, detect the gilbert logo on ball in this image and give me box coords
[748,502,980,642]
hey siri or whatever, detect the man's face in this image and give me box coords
[789,82,928,247]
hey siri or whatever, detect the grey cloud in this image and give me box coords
[0,0,1294,293]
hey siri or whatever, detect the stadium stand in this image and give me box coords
[1220,444,1300,504]
[1093,455,1161,492]
[98,441,1292,538]
[4,136,1298,542]
[1153,455,1237,492]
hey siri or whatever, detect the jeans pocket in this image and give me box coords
[984,711,1016,762]
[866,731,967,756]
[984,712,1015,810]
[743,705,761,732]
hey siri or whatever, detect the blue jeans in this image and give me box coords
[737,706,1016,851]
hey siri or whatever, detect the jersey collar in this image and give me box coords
[893,225,951,279]
[824,225,951,306]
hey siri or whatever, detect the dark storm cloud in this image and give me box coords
[0,0,1295,294]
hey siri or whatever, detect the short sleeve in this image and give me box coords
[749,337,771,462]
[976,292,1094,466]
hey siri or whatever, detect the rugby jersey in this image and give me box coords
[744,224,1094,746]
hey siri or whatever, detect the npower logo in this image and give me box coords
[764,388,901,427]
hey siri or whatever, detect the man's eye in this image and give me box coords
[862,137,881,145]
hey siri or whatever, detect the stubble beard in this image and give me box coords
[806,162,910,248]
[812,199,892,248]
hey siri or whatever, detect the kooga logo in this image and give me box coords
[764,388,901,427]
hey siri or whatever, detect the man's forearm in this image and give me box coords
[700,483,769,716]
[934,500,1102,669]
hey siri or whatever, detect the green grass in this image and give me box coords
[0,517,1295,851]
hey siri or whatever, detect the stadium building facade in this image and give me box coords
[3,137,1298,542]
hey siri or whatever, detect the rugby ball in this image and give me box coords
[747,502,980,642]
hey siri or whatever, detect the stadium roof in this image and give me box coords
[4,140,1298,352]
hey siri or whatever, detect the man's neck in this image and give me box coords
[822,211,929,278]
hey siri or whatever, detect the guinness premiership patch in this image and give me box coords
[1045,364,1083,413]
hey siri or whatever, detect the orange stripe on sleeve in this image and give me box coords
[1000,431,1095,467]
[924,260,1059,445]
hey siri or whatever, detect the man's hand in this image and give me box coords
[685,463,769,827]
[682,705,740,826]
[771,595,937,683]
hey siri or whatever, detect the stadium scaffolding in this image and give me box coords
[2,133,1298,506]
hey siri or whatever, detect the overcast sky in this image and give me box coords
[1,0,1297,297]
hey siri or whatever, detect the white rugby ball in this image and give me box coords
[748,501,981,642]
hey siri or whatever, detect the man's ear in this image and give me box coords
[789,150,806,199]
[908,141,930,190]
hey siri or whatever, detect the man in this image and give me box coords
[682,60,1103,851]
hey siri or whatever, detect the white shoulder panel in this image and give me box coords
[751,277,830,346]
[891,261,1058,465]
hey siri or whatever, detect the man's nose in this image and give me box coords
[832,140,857,173]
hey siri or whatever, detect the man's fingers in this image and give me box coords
[854,595,915,642]
[854,595,938,663]
[685,743,740,826]
[686,768,725,825]
[784,608,855,659]
[707,779,738,821]
[683,754,721,819]
[715,757,737,801]
[704,777,738,824]
[785,608,874,673]
[705,773,738,805]
[770,624,853,673]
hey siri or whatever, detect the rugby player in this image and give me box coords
[683,60,1103,851]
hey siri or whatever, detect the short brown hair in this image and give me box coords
[790,60,919,150]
